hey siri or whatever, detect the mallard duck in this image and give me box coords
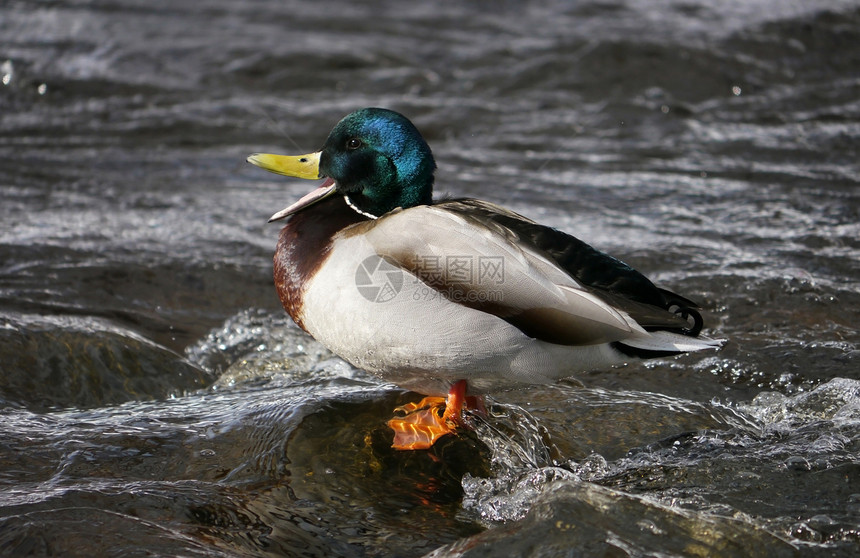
[247,108,724,450]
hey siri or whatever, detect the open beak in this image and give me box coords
[246,151,337,222]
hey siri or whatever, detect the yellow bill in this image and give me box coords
[246,151,321,179]
[247,150,338,222]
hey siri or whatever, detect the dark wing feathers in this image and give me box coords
[436,198,703,336]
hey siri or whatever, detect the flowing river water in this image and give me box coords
[1,1,859,556]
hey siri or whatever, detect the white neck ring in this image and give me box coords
[344,195,379,220]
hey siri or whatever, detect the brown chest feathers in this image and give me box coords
[273,195,366,330]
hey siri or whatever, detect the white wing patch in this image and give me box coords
[364,206,647,346]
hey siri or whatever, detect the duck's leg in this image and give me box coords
[388,380,472,450]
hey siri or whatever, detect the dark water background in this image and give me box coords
[2,0,859,556]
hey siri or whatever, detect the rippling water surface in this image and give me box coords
[1,0,859,556]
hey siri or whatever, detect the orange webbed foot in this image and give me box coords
[388,380,476,450]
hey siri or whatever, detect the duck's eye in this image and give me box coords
[345,138,362,151]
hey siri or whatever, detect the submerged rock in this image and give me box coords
[429,481,798,558]
[0,313,212,412]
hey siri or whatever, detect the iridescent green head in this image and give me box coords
[248,108,436,221]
